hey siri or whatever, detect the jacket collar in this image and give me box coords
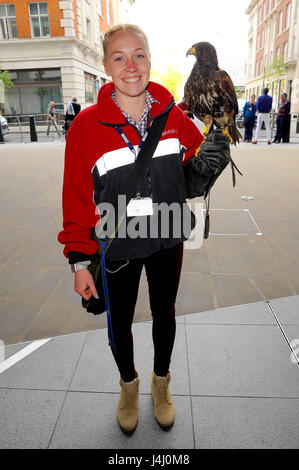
[96,81,174,126]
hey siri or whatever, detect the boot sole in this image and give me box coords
[118,419,138,436]
[155,416,175,431]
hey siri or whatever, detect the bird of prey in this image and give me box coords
[184,42,242,146]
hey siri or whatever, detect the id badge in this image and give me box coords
[127,197,154,216]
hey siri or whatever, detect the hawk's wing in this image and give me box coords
[217,70,239,117]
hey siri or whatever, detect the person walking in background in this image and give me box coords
[273,93,291,143]
[243,94,256,142]
[252,88,272,145]
[64,97,81,137]
[47,101,60,137]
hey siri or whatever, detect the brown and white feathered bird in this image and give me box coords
[184,42,242,146]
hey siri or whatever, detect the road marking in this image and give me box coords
[0,338,52,374]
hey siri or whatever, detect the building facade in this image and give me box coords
[0,0,131,115]
[245,0,299,113]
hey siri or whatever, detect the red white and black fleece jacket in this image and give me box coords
[58,81,203,262]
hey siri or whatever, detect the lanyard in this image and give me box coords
[115,123,152,161]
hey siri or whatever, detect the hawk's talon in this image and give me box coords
[222,125,233,144]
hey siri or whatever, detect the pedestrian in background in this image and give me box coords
[64,97,81,138]
[47,101,60,137]
[273,93,291,143]
[252,88,272,145]
[243,94,256,142]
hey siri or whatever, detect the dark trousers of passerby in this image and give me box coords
[102,243,183,382]
[274,116,290,143]
[244,117,255,141]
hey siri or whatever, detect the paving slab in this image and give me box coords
[0,293,50,344]
[49,392,193,449]
[70,322,189,395]
[0,388,66,449]
[186,323,299,398]
[269,296,299,324]
[192,396,299,449]
[0,333,87,390]
[185,300,275,324]
[211,273,263,308]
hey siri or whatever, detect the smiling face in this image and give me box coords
[104,29,151,106]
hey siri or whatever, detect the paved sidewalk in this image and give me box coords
[1,141,299,344]
[0,138,299,449]
[0,295,299,449]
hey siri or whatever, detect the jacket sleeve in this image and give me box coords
[176,107,203,163]
[256,97,260,112]
[57,116,99,261]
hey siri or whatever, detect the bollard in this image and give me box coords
[0,121,4,143]
[29,115,38,142]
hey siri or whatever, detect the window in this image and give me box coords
[29,2,50,38]
[263,1,267,18]
[98,0,103,16]
[10,69,61,83]
[283,42,288,61]
[85,72,96,104]
[106,0,110,24]
[277,10,283,35]
[0,4,17,39]
[276,46,280,58]
[86,17,91,41]
[285,3,291,29]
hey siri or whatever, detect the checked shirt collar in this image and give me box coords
[111,89,159,136]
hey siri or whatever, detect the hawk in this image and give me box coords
[184,42,242,146]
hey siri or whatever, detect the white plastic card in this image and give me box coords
[127,197,154,216]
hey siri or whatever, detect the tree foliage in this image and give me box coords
[264,55,287,81]
[151,66,183,102]
[0,65,13,106]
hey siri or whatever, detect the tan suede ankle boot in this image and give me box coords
[151,371,174,429]
[117,375,139,434]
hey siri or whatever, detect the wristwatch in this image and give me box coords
[71,261,91,273]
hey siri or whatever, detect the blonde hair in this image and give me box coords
[103,24,150,65]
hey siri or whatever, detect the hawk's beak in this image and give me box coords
[186,46,196,57]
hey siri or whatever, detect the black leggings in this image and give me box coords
[104,243,184,382]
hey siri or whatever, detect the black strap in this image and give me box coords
[94,104,173,253]
[124,107,172,203]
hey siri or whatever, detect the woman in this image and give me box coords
[273,93,291,143]
[46,101,60,137]
[58,24,202,434]
[242,94,256,142]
